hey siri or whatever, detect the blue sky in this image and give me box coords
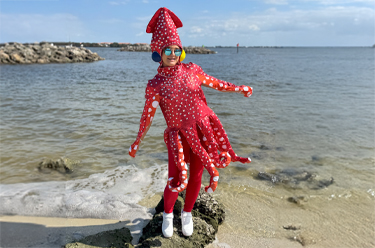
[0,0,374,46]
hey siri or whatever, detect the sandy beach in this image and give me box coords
[2,179,373,248]
[0,216,123,248]
[0,214,302,248]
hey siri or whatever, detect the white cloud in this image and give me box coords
[0,13,87,43]
[109,1,130,5]
[264,0,289,5]
[182,5,374,46]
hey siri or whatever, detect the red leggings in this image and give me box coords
[163,132,204,213]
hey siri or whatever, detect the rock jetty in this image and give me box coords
[64,186,225,248]
[0,42,104,64]
[118,44,216,54]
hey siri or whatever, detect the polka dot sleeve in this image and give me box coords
[129,84,160,157]
[194,64,253,97]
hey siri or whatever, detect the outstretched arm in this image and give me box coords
[129,88,160,157]
[195,66,252,97]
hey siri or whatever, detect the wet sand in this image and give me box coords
[0,215,301,248]
[0,216,126,248]
[1,181,374,248]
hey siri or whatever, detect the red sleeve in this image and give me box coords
[129,84,160,157]
[193,64,253,97]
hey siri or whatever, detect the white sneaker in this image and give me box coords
[162,212,174,238]
[181,211,193,236]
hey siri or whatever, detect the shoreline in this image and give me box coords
[0,215,302,248]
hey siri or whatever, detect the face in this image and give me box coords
[161,45,181,67]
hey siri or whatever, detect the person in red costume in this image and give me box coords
[129,7,253,238]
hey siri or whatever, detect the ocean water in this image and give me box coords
[0,47,374,247]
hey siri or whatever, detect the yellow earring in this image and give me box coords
[180,50,186,62]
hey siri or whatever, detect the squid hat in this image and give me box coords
[146,7,186,62]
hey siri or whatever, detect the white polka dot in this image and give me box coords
[222,145,227,149]
[152,101,159,108]
[243,86,249,91]
[213,176,219,182]
[207,187,213,193]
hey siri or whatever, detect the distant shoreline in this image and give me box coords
[0,42,373,49]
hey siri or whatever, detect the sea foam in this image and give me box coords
[0,164,168,221]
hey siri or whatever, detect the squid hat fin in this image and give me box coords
[146,7,183,62]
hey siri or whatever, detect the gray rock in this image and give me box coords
[0,42,104,64]
[38,157,81,173]
[139,186,224,247]
[180,187,225,225]
[256,168,334,190]
[64,227,134,248]
[138,212,216,248]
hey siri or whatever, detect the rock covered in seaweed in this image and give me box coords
[63,186,225,248]
[180,187,225,225]
[38,157,81,173]
[0,42,104,64]
[64,227,133,248]
[139,186,225,247]
[256,168,334,190]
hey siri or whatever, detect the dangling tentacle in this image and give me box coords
[197,117,231,168]
[166,131,188,193]
[180,126,219,193]
[210,115,251,164]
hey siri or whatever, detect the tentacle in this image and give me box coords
[166,131,188,193]
[180,126,219,193]
[210,115,251,164]
[197,117,231,168]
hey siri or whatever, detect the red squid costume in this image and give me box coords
[129,7,252,213]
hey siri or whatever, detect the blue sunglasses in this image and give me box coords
[164,48,182,56]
